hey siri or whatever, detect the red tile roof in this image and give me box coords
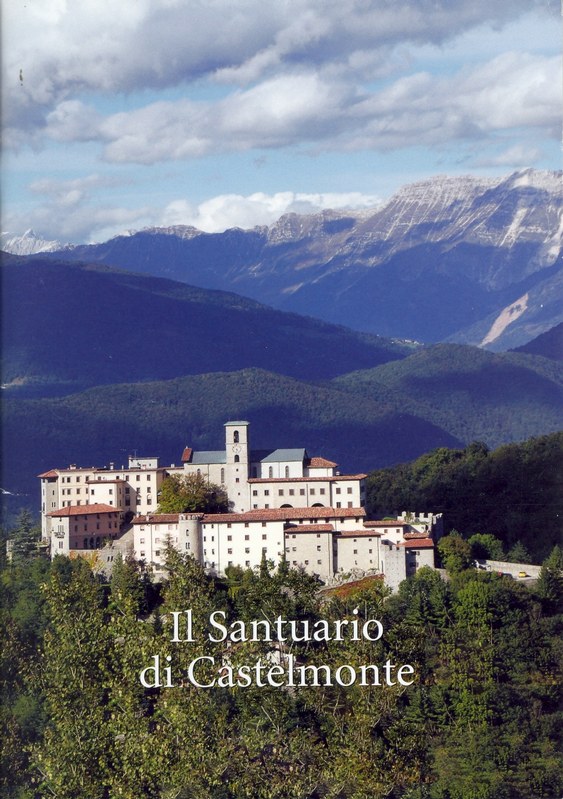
[400,538,435,549]
[308,457,338,468]
[203,506,366,523]
[284,524,334,533]
[181,447,193,463]
[339,529,382,537]
[47,503,118,517]
[38,469,58,478]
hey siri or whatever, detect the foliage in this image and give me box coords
[158,473,229,513]
[367,432,563,562]
[438,532,472,574]
[1,550,561,798]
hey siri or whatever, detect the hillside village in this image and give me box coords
[39,420,442,589]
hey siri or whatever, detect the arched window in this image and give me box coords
[285,466,290,478]
[312,503,324,508]
[268,466,273,478]
[233,430,239,443]
[234,455,240,463]
[280,503,293,509]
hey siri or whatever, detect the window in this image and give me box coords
[264,490,269,497]
[136,475,140,482]
[235,478,239,483]
[233,430,239,443]
[353,549,358,554]
[221,469,225,484]
[227,535,232,541]
[244,523,249,528]
[300,489,305,496]
[59,541,63,549]
[347,487,353,494]
[310,488,315,495]
[262,534,267,540]
[245,534,250,540]
[279,489,284,496]
[245,548,250,554]
[317,545,321,551]
[228,548,233,554]
[245,561,250,567]
[335,487,341,494]
[336,502,341,508]
[320,488,325,495]
[155,550,161,557]
[269,467,273,478]
[348,502,353,508]
[317,559,322,565]
[289,489,294,496]
[234,455,240,463]
[285,466,289,478]
[252,490,258,496]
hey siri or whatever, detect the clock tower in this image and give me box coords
[224,421,250,511]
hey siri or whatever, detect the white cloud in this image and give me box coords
[3,0,552,144]
[160,191,381,232]
[4,183,382,244]
[58,50,554,165]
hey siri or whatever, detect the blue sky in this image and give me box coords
[2,1,560,243]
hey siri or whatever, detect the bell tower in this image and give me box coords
[224,421,250,511]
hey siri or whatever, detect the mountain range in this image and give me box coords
[11,168,560,351]
[1,169,561,521]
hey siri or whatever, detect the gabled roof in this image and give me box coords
[47,503,117,517]
[252,448,307,463]
[400,538,435,549]
[191,451,226,464]
[38,469,58,478]
[308,457,338,468]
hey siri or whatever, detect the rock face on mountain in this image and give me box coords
[1,229,63,255]
[43,169,563,348]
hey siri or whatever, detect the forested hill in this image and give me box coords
[366,431,563,562]
[1,255,412,393]
[512,322,563,361]
[3,546,561,797]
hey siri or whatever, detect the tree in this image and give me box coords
[157,473,228,513]
[8,509,41,564]
[438,531,472,574]
[468,533,505,561]
[506,540,532,564]
[535,545,563,610]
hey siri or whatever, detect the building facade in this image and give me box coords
[39,420,440,588]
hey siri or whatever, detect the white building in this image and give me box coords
[38,420,440,588]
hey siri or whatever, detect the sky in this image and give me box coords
[2,0,560,244]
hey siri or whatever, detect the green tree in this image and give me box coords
[468,533,505,561]
[535,545,563,610]
[505,540,532,564]
[438,531,472,574]
[35,557,111,797]
[157,473,228,513]
[8,509,41,564]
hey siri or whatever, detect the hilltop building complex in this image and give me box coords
[39,421,442,588]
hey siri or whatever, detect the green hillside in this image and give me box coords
[334,344,563,448]
[1,255,412,393]
[1,368,461,510]
[366,432,563,562]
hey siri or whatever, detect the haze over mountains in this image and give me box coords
[11,168,560,351]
